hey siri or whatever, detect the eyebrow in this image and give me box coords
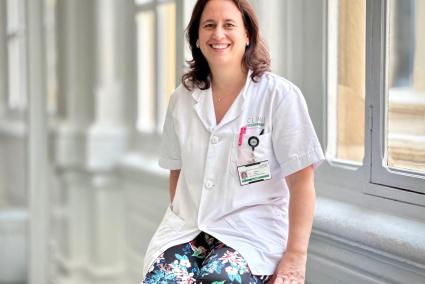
[200,19,237,25]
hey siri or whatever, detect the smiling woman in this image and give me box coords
[141,0,324,283]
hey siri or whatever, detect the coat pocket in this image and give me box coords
[230,133,273,178]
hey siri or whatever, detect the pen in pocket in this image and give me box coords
[238,126,247,146]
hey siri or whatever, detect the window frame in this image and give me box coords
[320,0,368,194]
[322,0,425,207]
[367,0,425,202]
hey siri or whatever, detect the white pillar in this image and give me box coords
[52,0,131,282]
[0,0,7,117]
[413,0,425,92]
[55,0,95,168]
[254,0,286,76]
[83,0,130,283]
[26,0,49,283]
[87,0,128,170]
[183,0,196,61]
[51,1,96,283]
[0,0,7,204]
[86,174,125,284]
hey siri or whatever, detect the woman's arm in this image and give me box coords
[272,165,315,284]
[169,169,181,203]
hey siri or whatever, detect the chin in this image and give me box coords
[208,59,237,69]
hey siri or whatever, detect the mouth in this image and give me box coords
[209,43,231,50]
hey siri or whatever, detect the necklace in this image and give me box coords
[214,92,238,104]
[213,92,223,103]
[213,82,244,104]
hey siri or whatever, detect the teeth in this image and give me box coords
[211,44,228,49]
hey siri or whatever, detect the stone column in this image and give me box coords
[51,0,96,283]
[0,0,7,204]
[87,0,128,170]
[84,0,130,283]
[52,0,131,282]
[0,0,7,117]
[413,0,425,92]
[54,0,95,168]
[26,0,49,282]
[255,0,287,77]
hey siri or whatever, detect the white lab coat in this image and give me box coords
[142,71,324,277]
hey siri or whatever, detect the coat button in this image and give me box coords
[205,180,214,189]
[211,135,219,144]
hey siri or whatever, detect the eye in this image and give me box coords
[203,23,215,29]
[224,23,236,29]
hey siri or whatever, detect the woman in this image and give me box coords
[142,0,324,283]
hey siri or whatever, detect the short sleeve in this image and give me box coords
[158,94,182,170]
[272,85,324,177]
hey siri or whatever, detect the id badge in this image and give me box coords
[237,160,272,186]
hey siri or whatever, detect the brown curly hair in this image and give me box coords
[182,0,271,91]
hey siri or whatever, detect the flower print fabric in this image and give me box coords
[143,232,271,284]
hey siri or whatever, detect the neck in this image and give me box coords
[210,65,248,93]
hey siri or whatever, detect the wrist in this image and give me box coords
[284,246,308,257]
[281,250,307,265]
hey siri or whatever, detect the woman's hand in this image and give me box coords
[270,251,306,284]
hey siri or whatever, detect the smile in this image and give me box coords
[209,43,231,50]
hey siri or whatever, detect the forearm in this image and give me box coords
[271,166,315,283]
[285,170,315,255]
[169,169,180,203]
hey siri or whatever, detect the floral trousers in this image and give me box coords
[143,232,272,284]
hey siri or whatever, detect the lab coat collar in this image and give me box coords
[192,70,253,131]
[192,87,216,132]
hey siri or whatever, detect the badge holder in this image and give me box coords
[237,136,272,186]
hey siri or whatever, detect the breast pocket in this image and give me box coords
[230,132,273,178]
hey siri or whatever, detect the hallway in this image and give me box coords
[0,0,424,283]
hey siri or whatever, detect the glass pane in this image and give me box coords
[387,0,425,174]
[157,2,176,131]
[328,0,366,164]
[136,11,155,132]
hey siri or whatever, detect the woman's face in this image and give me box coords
[198,0,249,72]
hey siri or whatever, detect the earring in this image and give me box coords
[246,42,249,47]
[196,39,200,48]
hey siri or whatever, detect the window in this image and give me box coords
[327,0,366,165]
[137,10,155,132]
[136,0,177,133]
[6,0,27,112]
[386,0,425,175]
[1,0,58,117]
[327,0,425,202]
[370,0,425,196]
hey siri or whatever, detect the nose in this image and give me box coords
[212,26,225,40]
